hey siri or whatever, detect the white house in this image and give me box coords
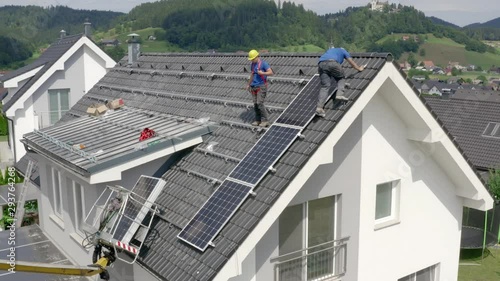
[0,28,115,163]
[21,51,492,281]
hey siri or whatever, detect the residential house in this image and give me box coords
[20,46,493,281]
[399,61,411,71]
[101,39,120,47]
[424,95,500,178]
[423,61,435,71]
[0,25,116,164]
[489,66,500,74]
[370,0,388,11]
[402,35,410,41]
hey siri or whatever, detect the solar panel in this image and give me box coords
[276,75,321,127]
[178,74,338,251]
[177,180,252,251]
[112,176,166,243]
[229,126,300,185]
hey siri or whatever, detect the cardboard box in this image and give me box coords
[96,104,108,114]
[86,104,108,116]
[107,98,124,110]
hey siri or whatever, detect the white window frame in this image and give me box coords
[51,168,63,219]
[374,180,401,230]
[72,181,85,236]
[398,263,439,281]
[48,88,70,125]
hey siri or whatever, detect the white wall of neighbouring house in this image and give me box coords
[36,153,174,279]
[7,42,112,163]
[229,77,465,281]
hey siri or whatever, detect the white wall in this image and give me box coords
[357,85,462,281]
[230,78,464,281]
[8,43,111,163]
[36,153,175,281]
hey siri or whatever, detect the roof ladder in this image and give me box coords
[15,160,35,228]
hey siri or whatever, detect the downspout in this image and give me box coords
[6,116,16,162]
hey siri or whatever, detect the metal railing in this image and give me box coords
[34,110,69,129]
[271,237,349,281]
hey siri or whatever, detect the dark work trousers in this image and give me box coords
[317,60,346,108]
[250,85,269,122]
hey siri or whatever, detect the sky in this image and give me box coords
[0,0,498,27]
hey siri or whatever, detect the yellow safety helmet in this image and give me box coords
[248,49,259,61]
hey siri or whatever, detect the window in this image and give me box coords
[48,89,70,125]
[482,122,500,139]
[375,180,400,228]
[72,181,85,235]
[279,196,337,280]
[51,168,63,218]
[398,264,439,281]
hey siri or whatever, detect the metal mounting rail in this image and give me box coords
[33,130,97,163]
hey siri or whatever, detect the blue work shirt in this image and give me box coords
[250,59,271,86]
[318,48,351,65]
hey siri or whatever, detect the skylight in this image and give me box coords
[482,122,500,139]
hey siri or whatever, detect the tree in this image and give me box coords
[407,53,417,67]
[477,75,488,84]
[451,67,460,76]
[489,169,500,202]
[419,48,426,57]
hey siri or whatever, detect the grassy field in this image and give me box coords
[459,248,500,281]
[429,71,500,81]
[385,34,500,69]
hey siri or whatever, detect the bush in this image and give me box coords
[489,169,500,202]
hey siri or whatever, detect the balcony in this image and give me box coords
[271,237,349,281]
[34,110,68,129]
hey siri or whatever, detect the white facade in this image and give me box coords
[36,63,492,281]
[217,63,492,281]
[3,37,115,162]
[34,152,173,281]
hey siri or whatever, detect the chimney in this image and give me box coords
[127,33,141,65]
[84,18,92,37]
[60,30,66,39]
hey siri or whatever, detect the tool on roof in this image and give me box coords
[139,128,156,141]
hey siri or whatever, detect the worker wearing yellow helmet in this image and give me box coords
[246,49,274,127]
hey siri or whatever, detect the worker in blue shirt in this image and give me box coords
[316,47,365,117]
[246,49,274,127]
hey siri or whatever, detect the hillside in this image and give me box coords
[384,34,500,69]
[428,16,460,29]
[465,17,500,29]
[0,6,123,46]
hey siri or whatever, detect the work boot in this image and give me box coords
[316,107,326,118]
[251,121,261,126]
[259,121,270,127]
[335,95,349,101]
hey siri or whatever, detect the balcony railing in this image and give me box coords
[34,110,69,129]
[270,237,349,281]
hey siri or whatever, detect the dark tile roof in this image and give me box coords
[453,89,500,103]
[1,34,84,111]
[46,51,386,280]
[424,96,500,170]
[26,51,481,280]
[15,153,40,187]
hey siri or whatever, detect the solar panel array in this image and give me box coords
[113,176,166,244]
[179,75,334,251]
[177,180,252,251]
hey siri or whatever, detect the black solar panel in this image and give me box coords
[276,75,321,127]
[177,180,252,251]
[112,176,165,243]
[230,126,300,185]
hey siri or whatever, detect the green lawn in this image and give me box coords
[459,248,500,281]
